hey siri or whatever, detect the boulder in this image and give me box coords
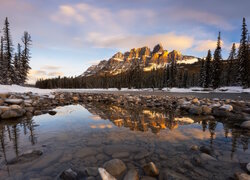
[0,99,4,106]
[48,110,57,116]
[98,168,116,180]
[240,121,250,129]
[4,98,23,105]
[84,167,99,177]
[199,146,213,155]
[1,105,25,119]
[0,106,11,113]
[143,162,159,177]
[0,93,8,99]
[192,98,199,104]
[124,169,139,180]
[103,159,126,178]
[234,172,250,180]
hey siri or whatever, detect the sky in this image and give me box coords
[0,0,249,84]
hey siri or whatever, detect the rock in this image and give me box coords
[240,121,250,129]
[4,98,23,104]
[84,167,99,177]
[192,98,199,105]
[188,105,202,115]
[72,96,79,101]
[219,104,233,112]
[0,93,8,99]
[159,169,188,180]
[190,145,199,151]
[34,110,42,116]
[60,168,78,180]
[103,159,126,178]
[7,150,43,165]
[199,146,213,155]
[234,172,250,180]
[141,176,156,180]
[212,108,230,117]
[202,105,212,115]
[124,169,139,180]
[48,110,57,115]
[112,152,130,159]
[0,106,11,113]
[0,99,4,106]
[1,105,25,119]
[98,168,116,180]
[143,162,159,177]
[247,163,250,173]
[134,150,150,160]
[200,153,216,161]
[203,115,215,120]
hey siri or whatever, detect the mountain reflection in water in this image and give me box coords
[0,103,249,179]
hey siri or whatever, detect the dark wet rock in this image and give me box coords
[103,159,126,178]
[247,163,250,173]
[124,169,139,180]
[48,110,57,115]
[4,98,23,104]
[240,121,250,129]
[98,168,116,180]
[7,150,43,165]
[143,162,159,177]
[234,172,250,180]
[84,167,99,177]
[1,105,25,119]
[112,152,130,159]
[212,108,230,117]
[159,169,189,180]
[188,105,202,115]
[141,176,156,180]
[190,145,199,151]
[203,115,215,120]
[134,150,151,160]
[200,153,216,161]
[199,146,213,155]
[60,168,78,180]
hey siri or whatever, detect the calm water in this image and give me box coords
[0,103,249,180]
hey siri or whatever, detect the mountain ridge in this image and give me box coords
[82,44,199,77]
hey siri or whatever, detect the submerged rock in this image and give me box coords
[7,150,43,165]
[4,98,23,104]
[98,168,116,180]
[60,168,78,180]
[143,162,159,177]
[240,121,250,129]
[103,159,126,178]
[124,169,139,180]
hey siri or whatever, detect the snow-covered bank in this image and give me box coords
[0,85,249,95]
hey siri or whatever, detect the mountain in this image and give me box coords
[82,44,198,77]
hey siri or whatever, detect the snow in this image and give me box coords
[0,85,249,95]
[177,58,198,64]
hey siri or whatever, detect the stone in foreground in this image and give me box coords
[103,159,126,178]
[124,169,139,180]
[143,162,159,177]
[98,168,116,180]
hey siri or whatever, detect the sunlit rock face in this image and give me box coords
[81,43,198,76]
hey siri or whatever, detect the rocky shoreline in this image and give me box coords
[1,92,250,180]
[0,92,250,129]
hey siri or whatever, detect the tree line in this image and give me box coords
[36,18,250,89]
[0,17,32,85]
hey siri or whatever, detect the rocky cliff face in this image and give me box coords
[82,44,198,76]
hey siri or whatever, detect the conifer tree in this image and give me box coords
[20,31,32,84]
[212,32,222,89]
[182,69,188,88]
[199,59,205,87]
[0,37,4,84]
[204,50,212,88]
[2,17,14,84]
[238,18,249,87]
[226,43,237,85]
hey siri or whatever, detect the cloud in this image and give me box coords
[86,32,194,51]
[41,65,62,70]
[28,69,64,84]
